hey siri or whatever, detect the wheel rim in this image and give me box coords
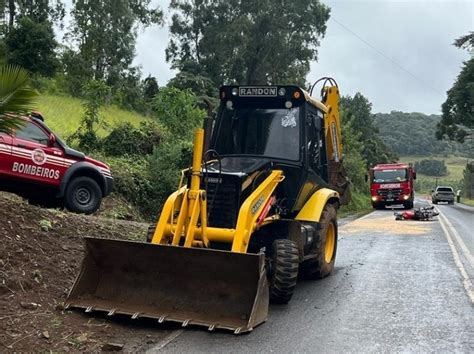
[75,187,92,206]
[324,223,335,263]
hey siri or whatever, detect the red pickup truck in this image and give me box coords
[368,163,416,209]
[0,113,113,214]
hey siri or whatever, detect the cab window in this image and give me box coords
[15,121,49,145]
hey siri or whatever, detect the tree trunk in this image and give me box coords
[8,0,15,30]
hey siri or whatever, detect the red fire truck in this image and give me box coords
[368,163,416,209]
[0,113,113,214]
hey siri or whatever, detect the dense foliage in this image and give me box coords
[0,64,37,133]
[375,111,472,157]
[436,32,474,143]
[462,162,474,199]
[340,93,397,168]
[414,159,448,177]
[1,1,64,77]
[167,0,330,86]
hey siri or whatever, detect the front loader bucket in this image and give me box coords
[65,237,269,334]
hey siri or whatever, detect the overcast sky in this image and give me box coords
[81,0,470,114]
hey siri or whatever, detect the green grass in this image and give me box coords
[400,155,468,193]
[34,94,147,139]
[339,190,372,217]
[461,198,474,207]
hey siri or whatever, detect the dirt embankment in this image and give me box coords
[0,192,174,352]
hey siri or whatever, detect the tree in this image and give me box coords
[340,93,397,167]
[151,86,205,141]
[0,64,37,133]
[143,75,159,101]
[2,1,64,76]
[2,0,65,31]
[69,80,110,152]
[167,0,330,85]
[5,16,58,76]
[462,161,474,199]
[66,0,162,86]
[436,32,474,143]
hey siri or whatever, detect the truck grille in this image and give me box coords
[206,180,239,228]
[377,188,402,198]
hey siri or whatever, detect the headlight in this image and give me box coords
[403,195,410,200]
[371,196,378,201]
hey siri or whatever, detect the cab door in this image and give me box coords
[0,132,13,176]
[11,120,67,185]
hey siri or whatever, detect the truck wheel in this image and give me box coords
[268,239,299,304]
[64,176,102,214]
[404,200,414,209]
[303,203,337,279]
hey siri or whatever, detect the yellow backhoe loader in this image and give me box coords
[65,78,350,334]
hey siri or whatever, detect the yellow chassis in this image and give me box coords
[151,129,285,253]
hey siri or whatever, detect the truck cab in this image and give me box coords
[369,163,416,209]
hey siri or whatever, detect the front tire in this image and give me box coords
[303,203,338,279]
[404,200,414,209]
[268,239,299,304]
[64,176,102,214]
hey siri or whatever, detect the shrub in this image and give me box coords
[147,140,194,208]
[102,121,164,156]
[415,159,448,176]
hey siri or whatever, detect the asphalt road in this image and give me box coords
[149,200,474,353]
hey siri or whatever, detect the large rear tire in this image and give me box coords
[303,203,338,279]
[269,239,299,304]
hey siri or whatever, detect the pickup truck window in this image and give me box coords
[436,187,453,192]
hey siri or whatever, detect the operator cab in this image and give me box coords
[204,85,330,227]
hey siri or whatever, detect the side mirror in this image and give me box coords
[413,172,417,180]
[364,174,368,182]
[431,189,434,193]
[48,133,56,147]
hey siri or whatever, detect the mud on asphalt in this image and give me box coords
[0,192,177,352]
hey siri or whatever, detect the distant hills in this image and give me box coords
[374,111,472,157]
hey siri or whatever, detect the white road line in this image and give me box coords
[437,210,474,268]
[438,212,474,303]
[148,329,184,352]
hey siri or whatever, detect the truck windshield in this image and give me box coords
[213,107,300,161]
[373,169,407,183]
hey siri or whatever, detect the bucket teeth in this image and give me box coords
[66,238,270,334]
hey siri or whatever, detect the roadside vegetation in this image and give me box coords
[1,1,471,220]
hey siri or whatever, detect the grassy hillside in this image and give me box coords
[34,94,147,138]
[375,112,472,158]
[400,155,467,193]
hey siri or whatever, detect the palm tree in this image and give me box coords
[0,64,38,134]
